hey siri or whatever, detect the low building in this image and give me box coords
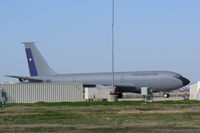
[85,87,111,101]
[0,83,84,103]
[190,81,200,100]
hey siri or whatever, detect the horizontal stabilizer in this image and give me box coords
[5,75,43,82]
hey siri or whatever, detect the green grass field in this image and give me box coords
[0,101,200,133]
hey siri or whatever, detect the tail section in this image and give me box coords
[22,42,57,76]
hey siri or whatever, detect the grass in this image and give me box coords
[4,100,200,107]
[0,101,200,133]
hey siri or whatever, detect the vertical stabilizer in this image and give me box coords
[22,42,57,76]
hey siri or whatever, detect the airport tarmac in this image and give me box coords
[120,91,189,101]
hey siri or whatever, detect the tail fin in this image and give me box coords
[22,42,57,76]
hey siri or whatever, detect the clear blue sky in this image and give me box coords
[0,0,200,84]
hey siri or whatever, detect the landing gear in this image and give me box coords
[164,93,170,98]
[118,93,123,99]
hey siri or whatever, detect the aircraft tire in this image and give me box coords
[118,93,123,99]
[164,93,170,98]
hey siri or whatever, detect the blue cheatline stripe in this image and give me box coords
[25,48,38,76]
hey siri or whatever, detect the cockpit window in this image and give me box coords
[173,74,181,78]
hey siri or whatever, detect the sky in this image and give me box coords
[0,0,200,84]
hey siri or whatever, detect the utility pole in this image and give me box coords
[111,0,115,94]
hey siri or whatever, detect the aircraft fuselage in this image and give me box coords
[34,71,189,93]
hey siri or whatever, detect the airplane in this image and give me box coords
[6,42,190,98]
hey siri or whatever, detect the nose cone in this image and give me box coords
[179,76,190,86]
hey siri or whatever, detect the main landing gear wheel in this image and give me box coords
[164,93,170,98]
[118,93,123,99]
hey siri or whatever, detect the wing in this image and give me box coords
[83,83,136,93]
[5,75,43,82]
[115,83,136,92]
